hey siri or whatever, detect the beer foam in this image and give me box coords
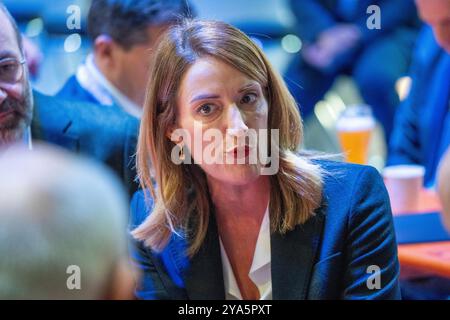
[336,116,375,132]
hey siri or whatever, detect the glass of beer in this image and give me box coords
[336,105,375,165]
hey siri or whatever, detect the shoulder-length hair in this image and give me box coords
[132,19,324,257]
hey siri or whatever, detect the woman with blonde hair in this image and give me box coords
[129,19,400,300]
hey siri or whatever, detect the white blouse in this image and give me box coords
[219,205,272,300]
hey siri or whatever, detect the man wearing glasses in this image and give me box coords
[0,38,31,146]
[0,3,139,197]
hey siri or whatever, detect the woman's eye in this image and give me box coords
[197,104,215,116]
[241,93,257,105]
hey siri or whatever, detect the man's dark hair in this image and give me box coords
[0,2,24,55]
[87,0,195,50]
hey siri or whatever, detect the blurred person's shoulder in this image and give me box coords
[32,90,139,137]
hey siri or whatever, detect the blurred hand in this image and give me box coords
[302,24,361,70]
[22,35,43,78]
[302,43,333,69]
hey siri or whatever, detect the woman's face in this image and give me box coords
[174,57,269,186]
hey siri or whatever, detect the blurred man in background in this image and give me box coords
[416,0,450,52]
[57,0,194,118]
[0,3,139,196]
[388,0,450,188]
[285,0,420,142]
[0,144,135,299]
[388,0,450,300]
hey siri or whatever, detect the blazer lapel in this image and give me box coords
[183,211,226,299]
[271,204,326,299]
[31,91,79,151]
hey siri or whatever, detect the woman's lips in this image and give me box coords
[229,145,250,158]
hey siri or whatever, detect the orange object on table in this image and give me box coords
[398,242,450,278]
[395,189,450,278]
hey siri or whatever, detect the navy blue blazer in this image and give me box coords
[388,26,450,186]
[57,75,102,105]
[128,160,401,300]
[32,90,139,196]
[57,75,127,116]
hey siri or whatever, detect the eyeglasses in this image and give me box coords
[0,58,26,86]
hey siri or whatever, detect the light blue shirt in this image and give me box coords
[76,54,142,118]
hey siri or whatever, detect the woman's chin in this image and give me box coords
[204,163,261,186]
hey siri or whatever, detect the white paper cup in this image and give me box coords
[383,165,425,214]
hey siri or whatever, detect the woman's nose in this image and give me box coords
[226,104,248,137]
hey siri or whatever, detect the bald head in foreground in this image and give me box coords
[0,144,136,299]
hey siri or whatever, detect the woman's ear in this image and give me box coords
[94,35,115,67]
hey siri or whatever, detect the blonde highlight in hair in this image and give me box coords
[132,19,323,257]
